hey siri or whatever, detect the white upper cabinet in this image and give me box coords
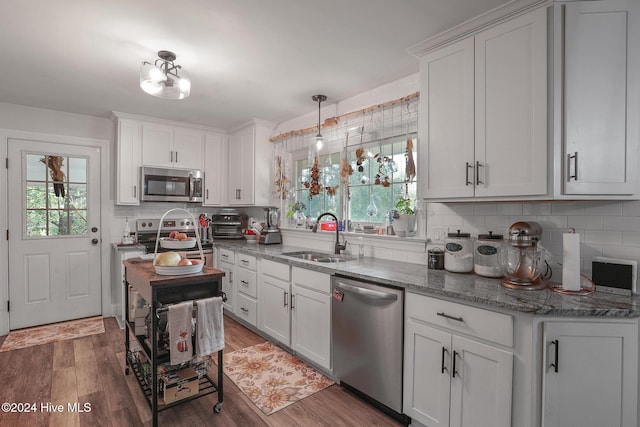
[115,118,142,205]
[419,7,548,200]
[560,0,638,195]
[227,120,275,206]
[203,132,226,206]
[141,122,203,170]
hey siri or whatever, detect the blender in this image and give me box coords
[499,221,552,290]
[259,207,282,245]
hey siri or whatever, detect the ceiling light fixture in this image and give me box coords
[312,94,327,151]
[140,50,191,100]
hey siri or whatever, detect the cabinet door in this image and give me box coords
[291,284,331,370]
[141,123,174,167]
[450,335,513,427]
[418,37,475,199]
[258,274,290,345]
[474,7,547,197]
[219,261,235,313]
[563,0,636,195]
[543,321,638,427]
[403,318,452,427]
[116,119,142,205]
[227,125,255,205]
[203,132,224,206]
[173,127,203,170]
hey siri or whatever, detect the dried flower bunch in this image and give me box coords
[303,155,323,199]
[405,137,416,182]
[273,156,290,199]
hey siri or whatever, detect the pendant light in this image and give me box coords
[312,94,327,150]
[140,50,191,100]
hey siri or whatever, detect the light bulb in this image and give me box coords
[149,67,164,82]
[315,134,323,151]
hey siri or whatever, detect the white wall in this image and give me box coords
[0,103,114,335]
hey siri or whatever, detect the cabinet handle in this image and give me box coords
[236,189,241,200]
[291,294,295,309]
[452,350,460,378]
[465,162,473,186]
[284,291,288,307]
[240,280,248,286]
[476,161,483,185]
[175,151,178,163]
[550,339,559,373]
[568,152,578,181]
[241,259,249,265]
[240,307,248,313]
[133,185,137,198]
[437,312,464,322]
[441,347,449,374]
[170,151,174,163]
[206,189,209,200]
[222,254,228,260]
[229,271,233,285]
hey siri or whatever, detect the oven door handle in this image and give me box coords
[189,173,195,201]
[335,282,398,301]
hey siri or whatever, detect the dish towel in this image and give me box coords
[168,302,193,365]
[195,297,224,356]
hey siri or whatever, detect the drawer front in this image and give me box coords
[237,253,257,271]
[236,293,257,326]
[236,267,257,298]
[262,259,290,281]
[219,248,235,264]
[406,293,513,347]
[292,267,331,294]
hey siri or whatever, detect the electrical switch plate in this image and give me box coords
[432,227,448,242]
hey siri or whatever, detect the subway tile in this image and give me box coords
[442,214,464,226]
[495,203,523,215]
[484,216,512,228]
[584,201,623,216]
[601,245,640,262]
[622,200,640,216]
[584,230,622,245]
[567,216,602,230]
[603,216,640,232]
[445,203,475,216]
[473,204,497,215]
[523,202,551,215]
[550,201,585,216]
[622,232,640,247]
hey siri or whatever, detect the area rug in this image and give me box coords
[0,316,105,352]
[223,341,334,415]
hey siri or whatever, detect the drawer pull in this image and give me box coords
[240,307,249,313]
[452,350,460,378]
[241,259,249,264]
[437,312,464,322]
[284,292,288,307]
[240,280,249,286]
[550,339,559,373]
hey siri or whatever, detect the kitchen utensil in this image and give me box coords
[499,221,552,289]
[474,231,505,278]
[444,230,473,273]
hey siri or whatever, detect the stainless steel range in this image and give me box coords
[136,218,214,266]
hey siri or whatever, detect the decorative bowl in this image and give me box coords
[154,263,204,276]
[159,237,197,249]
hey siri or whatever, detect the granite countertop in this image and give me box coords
[211,240,640,318]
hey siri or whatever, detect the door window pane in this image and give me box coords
[24,153,89,238]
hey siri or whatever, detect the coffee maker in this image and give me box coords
[259,207,282,245]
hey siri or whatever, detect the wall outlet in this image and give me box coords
[432,227,448,243]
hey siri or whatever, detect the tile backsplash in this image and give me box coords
[426,200,640,274]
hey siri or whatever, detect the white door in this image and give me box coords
[258,274,290,345]
[173,128,203,170]
[418,37,475,199]
[291,285,331,369]
[474,7,547,197]
[449,335,513,427]
[7,139,102,329]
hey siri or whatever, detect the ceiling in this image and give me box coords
[0,0,509,131]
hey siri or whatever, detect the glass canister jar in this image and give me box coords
[474,231,505,278]
[444,230,473,273]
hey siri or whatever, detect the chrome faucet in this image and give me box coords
[312,212,347,255]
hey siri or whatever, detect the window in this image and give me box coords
[25,153,88,237]
[292,136,416,223]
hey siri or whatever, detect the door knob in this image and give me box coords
[91,227,98,232]
[91,238,99,245]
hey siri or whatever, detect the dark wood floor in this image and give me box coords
[0,316,403,426]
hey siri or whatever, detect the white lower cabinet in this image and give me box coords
[258,261,332,370]
[235,253,257,326]
[112,247,145,326]
[217,248,235,314]
[542,320,638,427]
[404,293,513,427]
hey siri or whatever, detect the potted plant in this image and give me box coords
[286,201,306,228]
[392,196,416,237]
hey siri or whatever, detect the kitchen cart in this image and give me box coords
[123,259,226,427]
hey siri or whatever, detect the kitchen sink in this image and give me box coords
[281,251,356,263]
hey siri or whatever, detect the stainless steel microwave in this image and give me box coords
[140,166,203,203]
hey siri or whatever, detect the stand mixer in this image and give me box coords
[259,207,282,245]
[499,221,552,290]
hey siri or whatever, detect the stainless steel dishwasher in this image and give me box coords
[332,275,409,424]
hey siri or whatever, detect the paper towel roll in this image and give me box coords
[562,232,581,291]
